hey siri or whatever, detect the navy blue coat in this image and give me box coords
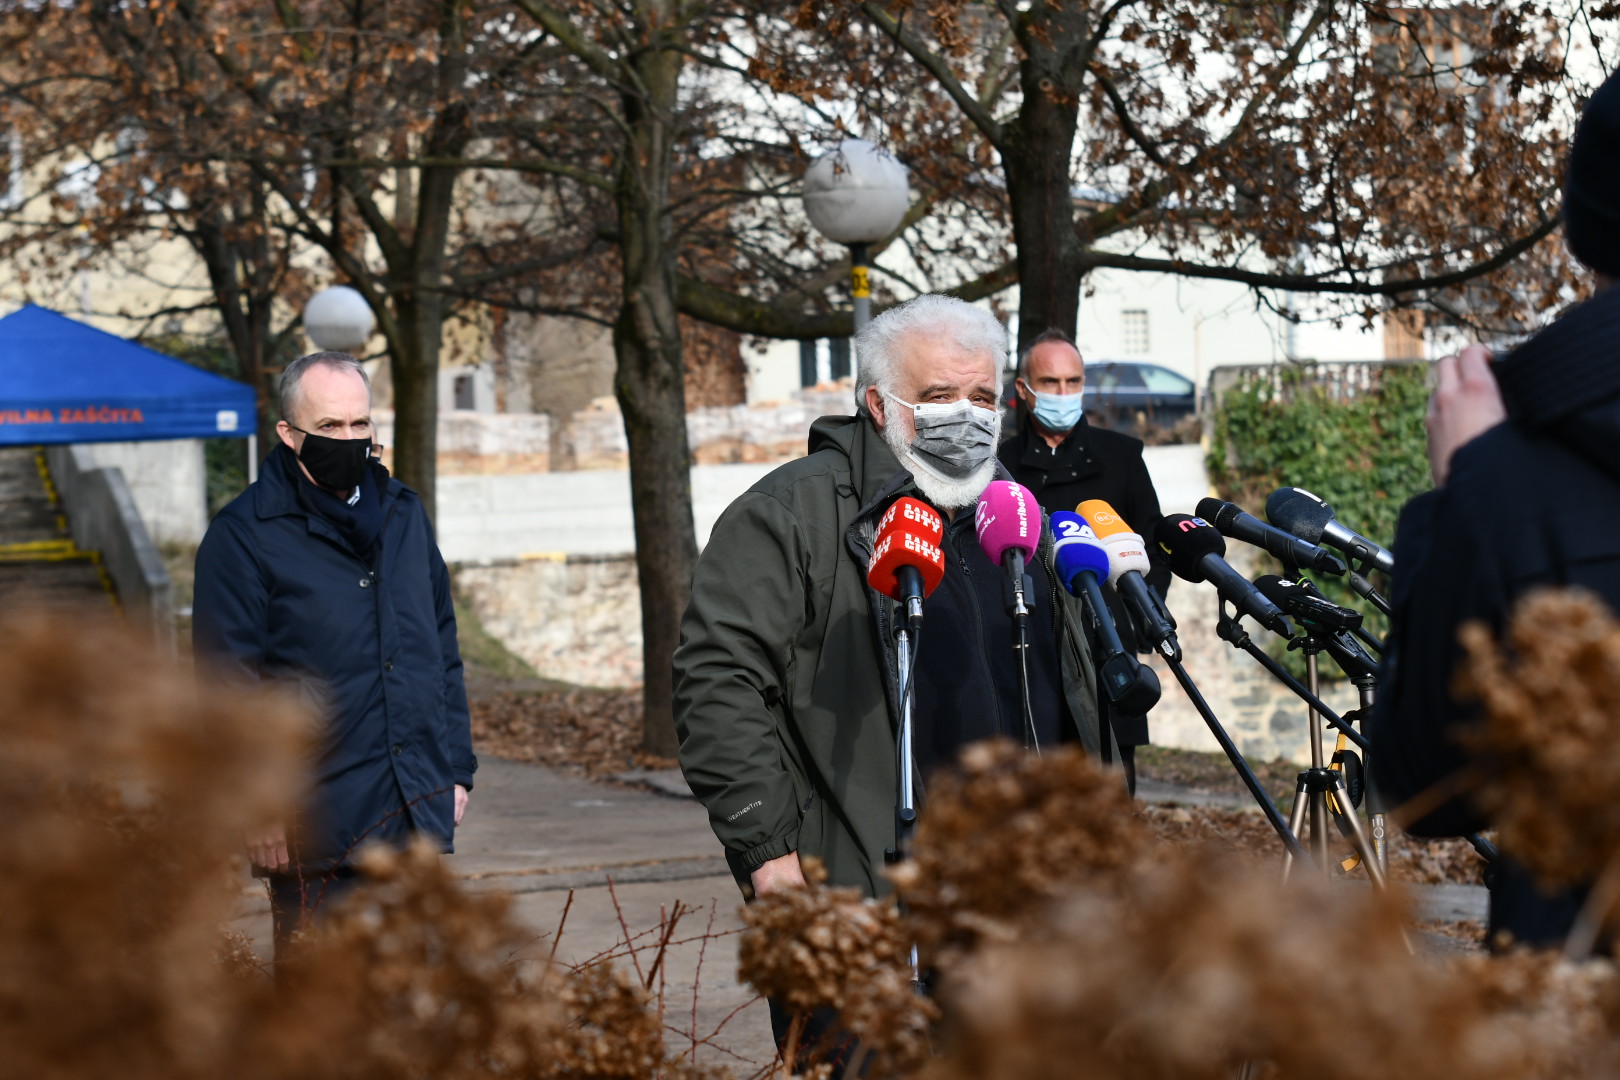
[193,444,475,872]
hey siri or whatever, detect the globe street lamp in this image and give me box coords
[303,284,375,353]
[803,139,910,351]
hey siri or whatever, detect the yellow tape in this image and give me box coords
[851,265,871,299]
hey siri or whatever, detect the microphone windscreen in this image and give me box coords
[1265,487,1334,544]
[1099,531,1151,586]
[1050,511,1111,586]
[867,525,946,601]
[975,480,1042,565]
[1195,496,1242,532]
[1076,498,1132,539]
[1153,513,1225,582]
[876,495,944,543]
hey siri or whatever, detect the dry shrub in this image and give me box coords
[923,861,1620,1080]
[739,862,936,1076]
[890,741,1146,959]
[0,609,306,1080]
[0,610,725,1080]
[1456,588,1620,889]
[237,838,560,1080]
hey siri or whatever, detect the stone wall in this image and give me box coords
[566,385,856,471]
[452,543,1364,768]
[372,409,552,476]
[454,554,641,688]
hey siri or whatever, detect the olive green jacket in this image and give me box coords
[672,413,1108,897]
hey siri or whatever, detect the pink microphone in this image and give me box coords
[975,480,1042,568]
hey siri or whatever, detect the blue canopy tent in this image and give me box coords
[0,304,256,453]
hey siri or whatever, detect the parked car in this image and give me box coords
[1084,361,1197,435]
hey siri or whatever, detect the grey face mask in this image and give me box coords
[886,394,1001,482]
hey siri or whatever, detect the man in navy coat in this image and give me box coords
[194,351,475,948]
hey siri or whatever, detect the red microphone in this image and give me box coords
[868,500,946,634]
[876,496,944,544]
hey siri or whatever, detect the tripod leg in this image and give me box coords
[1281,777,1311,884]
[1328,774,1389,892]
[1371,812,1389,875]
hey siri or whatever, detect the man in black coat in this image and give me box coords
[998,328,1172,792]
[193,351,476,950]
[1370,67,1620,950]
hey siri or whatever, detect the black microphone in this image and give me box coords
[1252,575,1379,680]
[1265,487,1394,576]
[1249,574,1362,632]
[1196,497,1346,575]
[1154,514,1295,638]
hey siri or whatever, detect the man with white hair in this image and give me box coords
[674,294,1108,905]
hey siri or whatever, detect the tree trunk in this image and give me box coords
[615,25,696,758]
[1004,10,1090,353]
[388,295,442,524]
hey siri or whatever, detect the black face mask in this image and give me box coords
[292,428,372,491]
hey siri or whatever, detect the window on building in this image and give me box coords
[1121,309,1150,355]
[453,373,476,411]
[799,340,817,388]
[828,337,851,381]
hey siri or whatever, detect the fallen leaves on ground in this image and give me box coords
[469,688,677,779]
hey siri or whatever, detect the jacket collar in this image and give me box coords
[1496,285,1620,429]
[808,412,915,513]
[254,442,405,522]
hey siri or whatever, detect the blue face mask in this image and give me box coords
[1030,389,1085,433]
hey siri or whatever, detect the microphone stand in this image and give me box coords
[1214,608,1370,752]
[888,582,925,988]
[1002,550,1041,754]
[1156,638,1311,864]
[1279,640,1388,891]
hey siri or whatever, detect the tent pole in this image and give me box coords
[247,434,258,486]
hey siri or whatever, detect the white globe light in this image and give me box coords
[803,139,910,245]
[303,285,375,352]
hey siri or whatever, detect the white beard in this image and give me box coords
[880,417,1000,511]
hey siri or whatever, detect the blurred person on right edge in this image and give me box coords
[1369,66,1620,951]
[998,328,1171,795]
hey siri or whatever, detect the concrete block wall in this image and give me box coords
[81,439,208,547]
[45,444,174,646]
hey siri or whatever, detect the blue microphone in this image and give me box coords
[1051,512,1159,715]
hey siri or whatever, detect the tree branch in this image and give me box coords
[1080,214,1562,297]
[858,2,1007,151]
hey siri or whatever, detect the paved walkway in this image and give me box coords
[228,753,1489,1073]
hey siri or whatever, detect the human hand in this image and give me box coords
[1427,344,1505,487]
[749,851,806,898]
[247,825,290,874]
[454,784,470,827]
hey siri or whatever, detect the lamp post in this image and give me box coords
[803,139,909,376]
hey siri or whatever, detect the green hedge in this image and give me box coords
[1208,363,1431,552]
[1206,362,1432,675]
